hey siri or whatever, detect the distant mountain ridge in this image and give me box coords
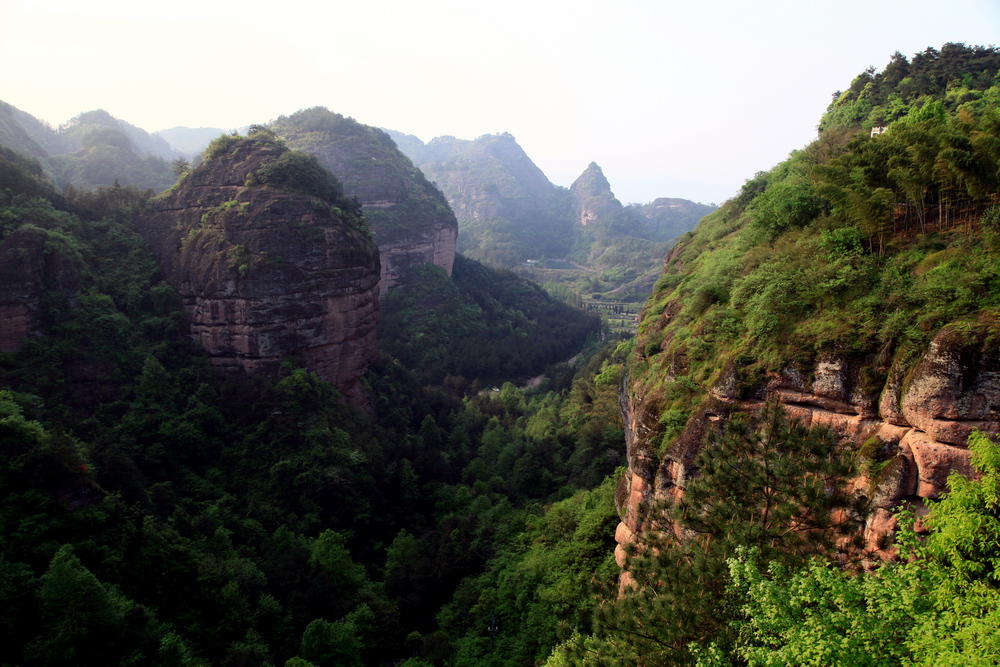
[387,129,715,299]
[0,102,178,191]
[154,126,226,158]
[270,107,458,294]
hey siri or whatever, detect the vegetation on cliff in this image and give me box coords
[272,108,456,244]
[0,135,623,665]
[631,42,1000,454]
[4,40,1000,667]
[0,103,178,192]
[576,42,1000,665]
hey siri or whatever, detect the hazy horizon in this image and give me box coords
[4,0,1000,206]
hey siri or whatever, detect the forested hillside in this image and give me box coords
[0,119,618,665]
[2,40,1000,667]
[555,42,1000,665]
[0,103,179,192]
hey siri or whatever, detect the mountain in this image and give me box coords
[135,131,381,405]
[387,130,575,266]
[154,126,226,158]
[2,43,1000,667]
[388,130,715,305]
[0,102,178,191]
[271,108,457,293]
[632,197,718,242]
[570,161,633,235]
[593,42,1000,663]
[0,113,612,666]
[0,101,53,163]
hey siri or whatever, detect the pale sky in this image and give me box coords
[3,0,999,205]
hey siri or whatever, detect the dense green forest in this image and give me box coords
[0,135,623,665]
[550,42,1000,666]
[3,41,1000,667]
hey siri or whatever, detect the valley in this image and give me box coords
[0,41,999,667]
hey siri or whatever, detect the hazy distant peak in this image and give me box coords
[571,162,613,198]
[155,126,227,158]
[63,109,118,129]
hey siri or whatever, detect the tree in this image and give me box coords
[907,430,1000,665]
[724,549,929,667]
[592,401,860,664]
[172,157,190,177]
[714,431,1000,667]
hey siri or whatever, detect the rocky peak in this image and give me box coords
[391,132,560,221]
[136,134,381,405]
[570,162,625,229]
[570,162,614,199]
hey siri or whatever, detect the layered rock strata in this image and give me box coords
[136,138,380,404]
[616,315,1000,567]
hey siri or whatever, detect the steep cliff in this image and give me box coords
[135,133,380,404]
[271,108,457,294]
[0,226,80,354]
[570,162,627,232]
[616,48,1000,566]
[387,131,576,266]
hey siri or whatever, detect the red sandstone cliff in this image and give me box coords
[0,226,79,353]
[616,313,1000,567]
[136,136,380,405]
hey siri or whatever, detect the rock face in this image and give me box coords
[136,136,380,405]
[385,130,576,264]
[390,131,714,272]
[0,227,79,353]
[617,314,1000,562]
[570,162,625,229]
[271,108,457,295]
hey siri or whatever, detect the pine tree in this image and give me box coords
[590,401,861,664]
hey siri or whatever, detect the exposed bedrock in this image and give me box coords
[136,138,381,406]
[617,317,1000,560]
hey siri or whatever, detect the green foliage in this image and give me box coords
[440,477,620,667]
[633,46,1000,428]
[378,255,600,386]
[272,107,453,241]
[0,130,629,667]
[821,44,1000,132]
[725,549,929,667]
[718,431,1000,666]
[591,402,858,664]
[203,133,242,160]
[249,149,345,203]
[747,180,824,239]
